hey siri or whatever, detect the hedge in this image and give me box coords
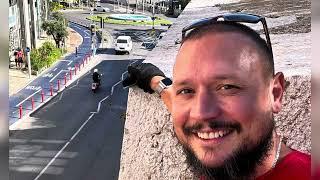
[87,15,172,26]
[31,41,64,72]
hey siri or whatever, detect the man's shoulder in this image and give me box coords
[257,150,310,180]
[281,150,311,166]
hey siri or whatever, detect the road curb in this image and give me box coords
[9,20,110,129]
[9,56,103,130]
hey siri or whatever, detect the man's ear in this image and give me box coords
[271,72,285,113]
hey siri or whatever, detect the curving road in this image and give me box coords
[9,22,95,126]
[9,6,160,180]
[9,59,142,180]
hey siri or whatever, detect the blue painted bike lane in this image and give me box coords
[9,22,97,126]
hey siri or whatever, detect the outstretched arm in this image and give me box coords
[122,63,172,112]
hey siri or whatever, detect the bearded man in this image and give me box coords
[123,13,311,180]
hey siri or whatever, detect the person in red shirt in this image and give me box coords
[123,13,311,179]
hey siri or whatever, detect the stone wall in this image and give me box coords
[119,0,311,179]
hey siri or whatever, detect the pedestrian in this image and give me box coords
[123,13,310,179]
[13,50,18,68]
[17,49,23,70]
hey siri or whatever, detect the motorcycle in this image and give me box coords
[91,82,100,93]
[92,74,102,93]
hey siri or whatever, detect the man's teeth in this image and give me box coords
[197,130,229,139]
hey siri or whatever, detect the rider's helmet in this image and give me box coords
[94,69,98,73]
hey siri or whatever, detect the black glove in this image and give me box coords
[122,63,165,93]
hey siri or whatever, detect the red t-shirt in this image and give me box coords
[257,150,310,180]
[199,150,311,180]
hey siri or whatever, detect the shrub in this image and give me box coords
[31,41,63,72]
[31,49,45,71]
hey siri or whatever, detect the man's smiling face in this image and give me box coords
[172,31,277,171]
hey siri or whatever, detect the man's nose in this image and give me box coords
[190,89,221,121]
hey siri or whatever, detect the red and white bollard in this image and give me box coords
[86,56,88,64]
[78,63,81,71]
[64,74,67,85]
[50,83,53,96]
[69,70,72,80]
[57,79,60,91]
[74,65,77,75]
[31,97,34,110]
[19,105,22,119]
[41,90,44,102]
[82,60,85,68]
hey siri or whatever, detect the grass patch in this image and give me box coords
[87,15,172,26]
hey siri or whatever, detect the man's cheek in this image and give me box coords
[172,107,190,140]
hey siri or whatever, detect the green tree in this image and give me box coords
[49,1,63,12]
[41,12,68,48]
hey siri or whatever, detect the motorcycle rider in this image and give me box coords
[92,69,101,85]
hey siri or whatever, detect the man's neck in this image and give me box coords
[253,133,292,178]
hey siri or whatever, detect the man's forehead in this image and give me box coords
[174,32,261,72]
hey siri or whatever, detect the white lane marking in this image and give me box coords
[111,81,122,95]
[73,25,82,30]
[33,70,125,179]
[42,73,53,78]
[68,78,81,90]
[49,71,62,82]
[53,68,57,72]
[49,70,69,82]
[121,71,128,81]
[25,85,41,91]
[33,113,95,180]
[96,96,110,113]
[15,89,42,107]
[84,30,90,36]
[60,60,73,65]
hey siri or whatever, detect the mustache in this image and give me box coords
[183,120,241,135]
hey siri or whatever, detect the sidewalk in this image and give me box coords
[9,27,83,96]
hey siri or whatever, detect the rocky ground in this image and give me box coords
[218,0,311,34]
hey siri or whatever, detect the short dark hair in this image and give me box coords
[181,21,275,79]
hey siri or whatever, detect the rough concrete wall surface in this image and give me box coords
[119,0,311,179]
[119,87,195,179]
[275,75,311,154]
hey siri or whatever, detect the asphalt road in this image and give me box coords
[9,59,142,180]
[8,22,94,126]
[9,6,167,180]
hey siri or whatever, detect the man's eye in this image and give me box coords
[177,89,194,95]
[220,84,239,90]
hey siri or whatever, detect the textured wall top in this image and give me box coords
[119,0,311,179]
[145,0,311,77]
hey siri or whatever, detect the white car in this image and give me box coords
[115,36,133,54]
[94,5,110,12]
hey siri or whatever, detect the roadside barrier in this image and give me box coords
[41,90,44,102]
[75,64,78,75]
[19,105,22,119]
[50,83,53,96]
[10,52,94,122]
[70,69,73,80]
[64,74,67,86]
[58,80,61,91]
[31,97,34,110]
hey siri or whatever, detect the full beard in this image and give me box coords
[176,115,275,180]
